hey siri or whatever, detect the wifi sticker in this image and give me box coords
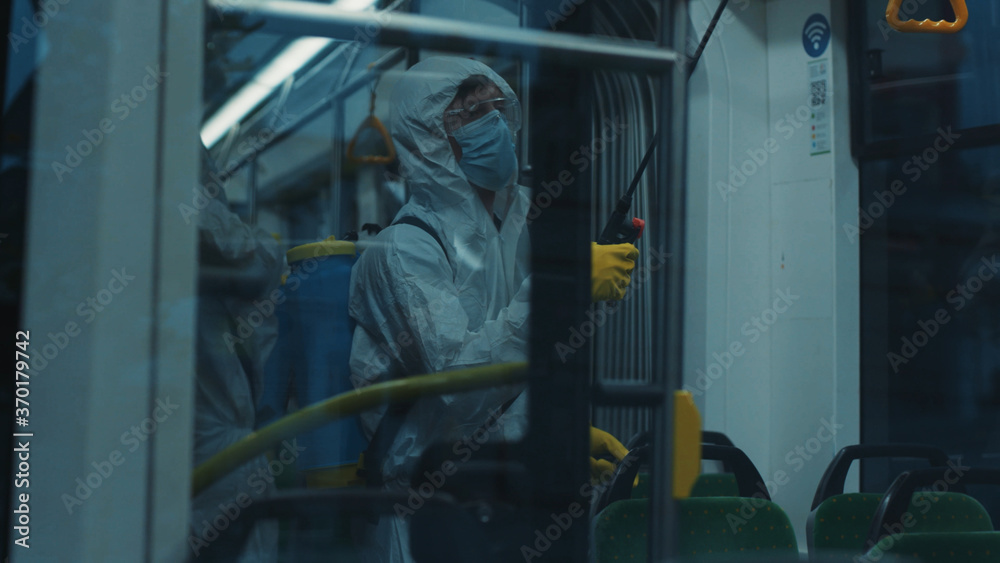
[802,13,831,58]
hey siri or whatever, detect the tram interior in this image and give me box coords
[4,0,1000,561]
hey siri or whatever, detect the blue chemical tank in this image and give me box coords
[283,236,366,478]
[258,274,293,429]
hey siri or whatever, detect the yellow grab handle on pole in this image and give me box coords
[672,390,701,499]
[886,0,967,33]
[191,362,527,497]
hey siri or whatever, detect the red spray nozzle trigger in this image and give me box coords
[632,218,645,240]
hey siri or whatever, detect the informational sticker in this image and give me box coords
[808,59,831,156]
[802,13,831,58]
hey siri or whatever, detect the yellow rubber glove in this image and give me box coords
[589,426,630,484]
[591,242,639,302]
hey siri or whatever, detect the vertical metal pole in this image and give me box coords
[518,0,532,182]
[248,159,258,226]
[330,100,345,237]
[524,2,592,562]
[407,0,421,68]
[650,0,688,561]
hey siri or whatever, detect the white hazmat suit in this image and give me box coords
[348,57,532,562]
[191,180,281,562]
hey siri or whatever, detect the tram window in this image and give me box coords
[191,1,662,559]
[856,0,1000,522]
[854,0,1000,526]
[860,143,1000,507]
[5,0,686,558]
[856,0,1000,143]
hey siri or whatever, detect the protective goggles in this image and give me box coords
[443,96,521,137]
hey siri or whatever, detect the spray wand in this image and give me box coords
[596,0,731,245]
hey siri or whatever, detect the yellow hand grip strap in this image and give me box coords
[346,115,396,165]
[347,89,397,165]
[886,0,967,33]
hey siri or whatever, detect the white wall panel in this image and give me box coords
[684,0,860,547]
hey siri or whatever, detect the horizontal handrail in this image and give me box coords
[192,361,528,496]
[208,0,679,72]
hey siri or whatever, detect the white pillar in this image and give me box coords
[15,0,201,560]
[684,0,860,546]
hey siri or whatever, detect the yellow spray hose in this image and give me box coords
[191,362,528,497]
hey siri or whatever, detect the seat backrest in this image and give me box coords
[593,499,648,562]
[690,473,740,498]
[616,434,761,508]
[867,467,1000,548]
[862,531,1000,563]
[811,444,951,511]
[809,492,992,554]
[808,492,885,553]
[905,492,993,534]
[593,497,798,562]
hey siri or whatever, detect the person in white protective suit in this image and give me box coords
[188,156,282,563]
[349,56,637,563]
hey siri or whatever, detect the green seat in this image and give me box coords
[594,497,798,562]
[809,492,993,555]
[809,492,884,553]
[690,473,740,498]
[863,531,1000,562]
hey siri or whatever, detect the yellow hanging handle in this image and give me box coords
[346,88,397,165]
[886,0,967,33]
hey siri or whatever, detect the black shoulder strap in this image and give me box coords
[362,216,447,489]
[362,401,412,489]
[392,216,448,259]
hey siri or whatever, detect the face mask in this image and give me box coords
[453,110,518,192]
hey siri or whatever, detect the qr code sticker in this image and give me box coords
[811,79,827,107]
